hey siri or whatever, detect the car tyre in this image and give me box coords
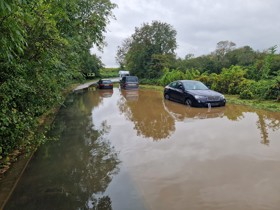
[164,94,170,100]
[185,98,193,107]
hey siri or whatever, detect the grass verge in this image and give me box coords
[225,95,280,112]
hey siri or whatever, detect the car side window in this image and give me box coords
[170,82,177,88]
[178,83,184,90]
[173,82,182,89]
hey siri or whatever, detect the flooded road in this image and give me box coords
[5,87,280,210]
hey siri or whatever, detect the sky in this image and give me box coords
[91,0,280,67]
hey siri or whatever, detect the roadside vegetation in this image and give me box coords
[0,0,116,171]
[100,68,120,78]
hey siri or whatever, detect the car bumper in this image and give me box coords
[195,99,226,107]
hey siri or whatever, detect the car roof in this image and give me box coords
[178,80,200,82]
[124,75,138,78]
[100,79,112,81]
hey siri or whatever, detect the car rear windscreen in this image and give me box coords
[126,77,138,82]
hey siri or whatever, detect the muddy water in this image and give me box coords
[5,88,280,210]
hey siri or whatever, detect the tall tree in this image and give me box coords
[118,21,177,78]
[215,40,236,59]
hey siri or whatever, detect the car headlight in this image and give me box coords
[220,95,225,99]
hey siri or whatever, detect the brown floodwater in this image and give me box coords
[4,87,280,210]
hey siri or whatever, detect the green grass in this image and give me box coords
[140,84,164,91]
[140,84,280,112]
[225,95,280,112]
[100,68,119,78]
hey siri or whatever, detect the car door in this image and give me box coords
[173,82,185,102]
[167,82,179,100]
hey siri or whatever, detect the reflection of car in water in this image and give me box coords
[163,99,225,121]
[121,89,139,101]
[98,89,113,98]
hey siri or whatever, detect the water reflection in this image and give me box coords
[5,91,120,210]
[118,89,175,140]
[98,89,114,98]
[223,104,280,145]
[4,88,280,210]
[163,100,225,121]
[117,89,280,144]
[121,89,139,101]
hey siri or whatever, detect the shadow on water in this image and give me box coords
[5,90,120,210]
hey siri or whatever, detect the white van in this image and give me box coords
[119,70,130,80]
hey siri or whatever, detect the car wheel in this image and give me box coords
[164,94,170,100]
[185,98,193,107]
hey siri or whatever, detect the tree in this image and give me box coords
[115,38,132,68]
[0,0,116,160]
[215,40,236,59]
[225,46,257,67]
[118,21,177,78]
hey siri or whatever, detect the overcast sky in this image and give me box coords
[91,0,280,67]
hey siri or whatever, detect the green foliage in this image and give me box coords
[207,66,247,94]
[0,0,116,160]
[253,78,280,100]
[240,89,254,99]
[100,68,119,78]
[260,46,277,79]
[80,53,104,78]
[159,68,185,86]
[118,21,177,79]
[139,78,160,85]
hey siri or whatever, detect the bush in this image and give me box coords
[253,78,280,100]
[240,89,254,99]
[158,68,185,86]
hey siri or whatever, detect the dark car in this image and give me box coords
[97,79,113,89]
[164,80,226,107]
[120,76,139,89]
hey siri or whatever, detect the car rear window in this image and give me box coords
[126,76,138,82]
[102,80,112,84]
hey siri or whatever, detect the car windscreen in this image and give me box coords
[183,81,208,90]
[126,77,138,82]
[102,80,112,84]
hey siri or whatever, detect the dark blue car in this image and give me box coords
[164,80,226,107]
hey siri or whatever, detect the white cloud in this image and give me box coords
[91,0,280,67]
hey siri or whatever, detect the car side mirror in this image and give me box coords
[178,85,183,90]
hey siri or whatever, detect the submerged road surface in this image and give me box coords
[5,87,280,210]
